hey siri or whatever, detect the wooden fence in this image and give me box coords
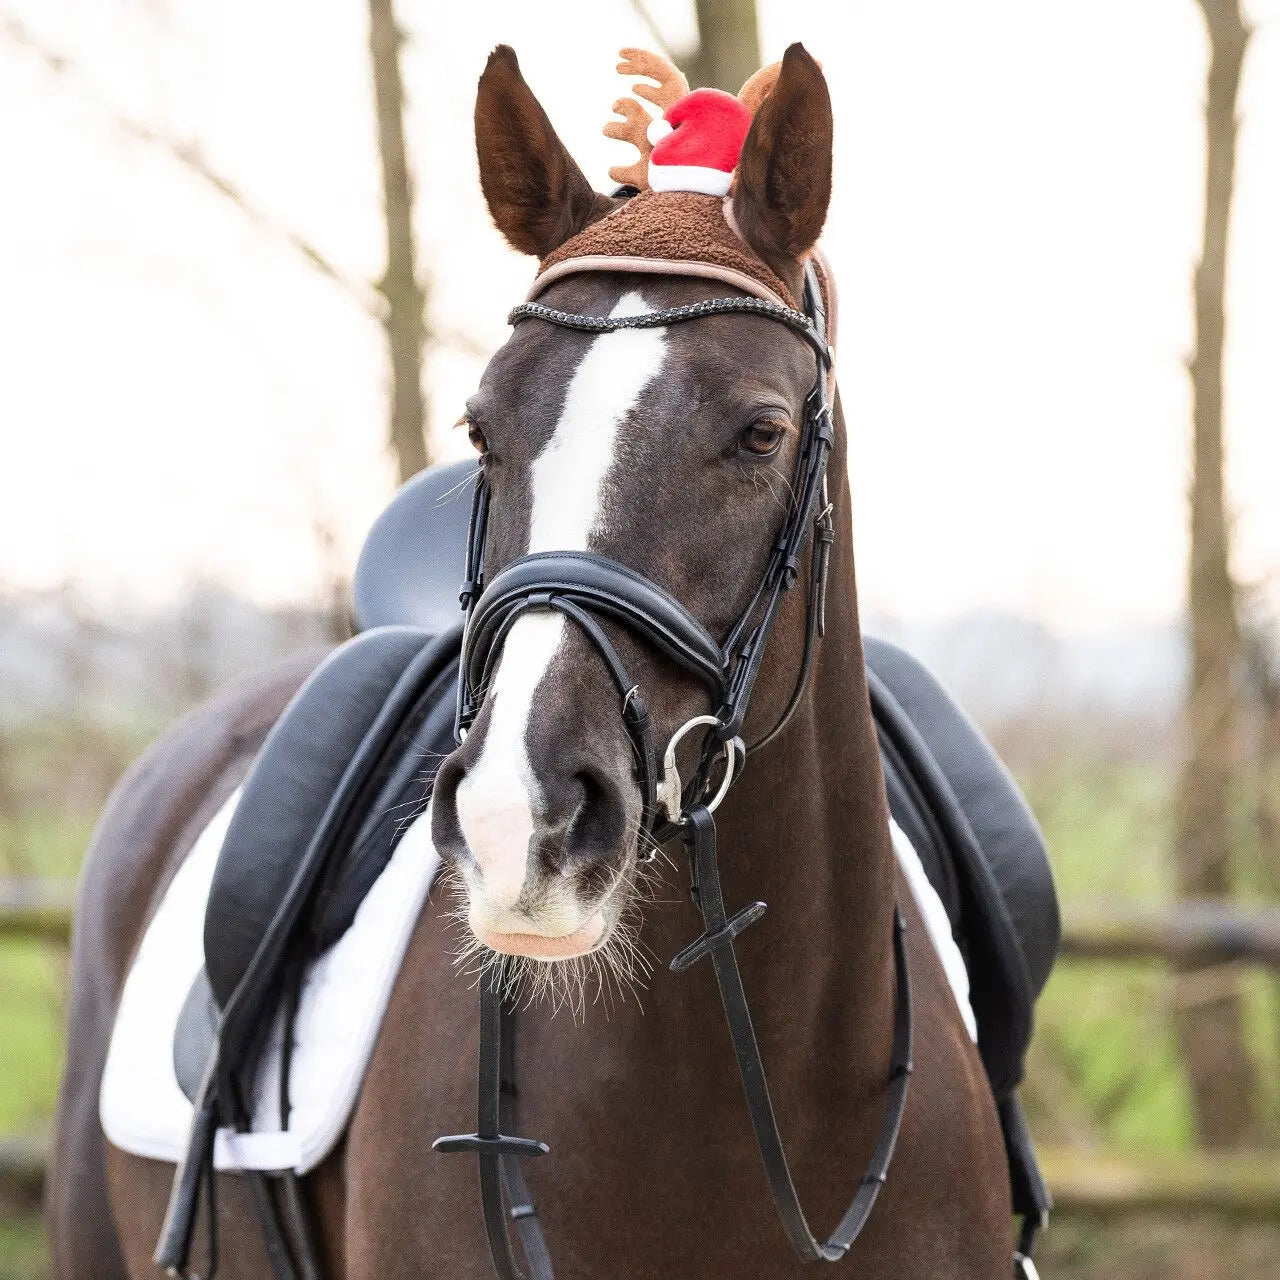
[4,882,1280,1217]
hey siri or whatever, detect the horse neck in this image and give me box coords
[707,453,898,1060]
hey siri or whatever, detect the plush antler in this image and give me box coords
[737,62,782,115]
[604,95,655,189]
[604,48,690,189]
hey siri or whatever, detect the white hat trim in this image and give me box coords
[647,162,733,197]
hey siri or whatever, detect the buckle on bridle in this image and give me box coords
[656,714,741,824]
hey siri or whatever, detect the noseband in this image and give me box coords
[437,264,915,1278]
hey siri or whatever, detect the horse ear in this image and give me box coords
[732,44,832,273]
[475,46,613,258]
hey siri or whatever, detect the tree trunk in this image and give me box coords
[1174,0,1254,1150]
[685,0,761,92]
[368,0,429,482]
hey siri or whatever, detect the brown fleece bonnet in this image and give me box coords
[535,190,800,311]
[525,48,837,342]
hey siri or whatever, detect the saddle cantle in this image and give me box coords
[169,460,1056,1255]
[353,459,477,634]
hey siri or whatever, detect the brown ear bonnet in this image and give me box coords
[529,50,833,330]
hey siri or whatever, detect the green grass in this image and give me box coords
[0,1219,48,1280]
[0,941,63,1136]
[0,811,97,883]
[1017,755,1280,1149]
[1018,757,1194,1149]
[1039,1215,1280,1280]
[0,813,84,1140]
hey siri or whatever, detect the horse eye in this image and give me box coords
[739,421,785,457]
[467,420,488,457]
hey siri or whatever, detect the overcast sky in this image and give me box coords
[1,0,1277,633]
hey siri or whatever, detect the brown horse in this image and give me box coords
[49,44,1012,1279]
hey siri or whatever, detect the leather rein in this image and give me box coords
[435,262,915,1277]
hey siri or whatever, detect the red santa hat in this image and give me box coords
[645,88,753,197]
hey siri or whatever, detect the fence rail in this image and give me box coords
[0,1136,45,1202]
[3,1135,1280,1220]
[4,882,1280,1220]
[1039,1147,1280,1220]
[1060,899,1280,968]
[0,879,74,944]
[8,882,1280,964]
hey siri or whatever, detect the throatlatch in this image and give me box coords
[436,263,923,1278]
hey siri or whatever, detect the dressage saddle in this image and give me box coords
[169,459,1056,1263]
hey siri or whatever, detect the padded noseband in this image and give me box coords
[465,551,725,700]
[462,550,730,830]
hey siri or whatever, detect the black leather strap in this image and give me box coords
[439,806,911,1279]
[462,576,667,832]
[673,805,913,1262]
[499,1006,555,1279]
[433,982,552,1280]
[464,551,726,711]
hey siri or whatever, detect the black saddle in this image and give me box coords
[170,461,1056,1257]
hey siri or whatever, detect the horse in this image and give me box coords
[49,43,1014,1279]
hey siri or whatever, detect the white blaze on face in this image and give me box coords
[456,292,666,936]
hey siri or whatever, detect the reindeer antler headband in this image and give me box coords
[604,48,782,195]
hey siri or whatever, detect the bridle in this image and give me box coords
[436,262,915,1277]
[452,278,840,829]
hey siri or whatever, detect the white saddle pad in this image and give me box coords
[100,790,441,1173]
[99,794,971,1177]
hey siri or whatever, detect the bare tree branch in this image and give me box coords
[1174,0,1256,1150]
[369,0,430,478]
[686,0,762,92]
[0,12,385,319]
[626,0,678,60]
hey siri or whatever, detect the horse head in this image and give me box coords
[430,43,835,973]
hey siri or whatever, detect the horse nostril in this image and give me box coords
[532,765,628,887]
[429,752,467,858]
[574,768,605,816]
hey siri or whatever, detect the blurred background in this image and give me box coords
[1,1,1278,1276]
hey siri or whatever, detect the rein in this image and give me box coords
[435,263,915,1277]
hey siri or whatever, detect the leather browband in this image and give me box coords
[529,247,840,356]
[530,255,795,310]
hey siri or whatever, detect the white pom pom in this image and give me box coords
[646,116,674,147]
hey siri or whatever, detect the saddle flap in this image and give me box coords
[173,967,217,1105]
[865,637,1060,1096]
[202,624,462,1119]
